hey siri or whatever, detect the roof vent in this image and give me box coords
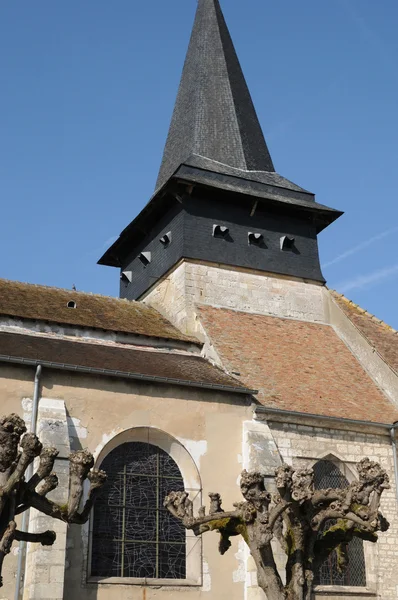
[160,231,172,246]
[280,236,296,251]
[213,224,229,239]
[139,252,152,266]
[248,232,265,246]
[120,271,133,284]
[67,301,77,309]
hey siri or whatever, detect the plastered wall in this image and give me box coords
[0,365,252,600]
[0,365,39,600]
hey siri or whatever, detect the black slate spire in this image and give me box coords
[99,0,343,298]
[156,0,275,191]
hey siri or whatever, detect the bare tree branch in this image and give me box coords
[67,450,95,519]
[165,458,390,600]
[15,530,56,546]
[37,473,59,496]
[0,413,107,589]
[26,447,59,491]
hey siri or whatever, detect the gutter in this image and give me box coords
[0,354,256,396]
[15,365,42,600]
[254,405,393,431]
[255,406,398,505]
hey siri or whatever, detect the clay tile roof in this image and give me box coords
[331,290,398,374]
[0,332,252,394]
[198,305,398,424]
[0,279,198,344]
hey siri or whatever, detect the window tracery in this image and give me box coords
[313,459,366,587]
[91,441,186,580]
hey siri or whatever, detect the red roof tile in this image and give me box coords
[198,305,398,424]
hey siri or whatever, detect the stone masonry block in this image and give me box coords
[30,583,64,600]
[23,400,70,600]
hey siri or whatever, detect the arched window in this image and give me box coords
[91,441,186,580]
[313,459,366,587]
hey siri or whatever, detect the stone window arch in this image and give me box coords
[313,458,366,587]
[89,427,202,585]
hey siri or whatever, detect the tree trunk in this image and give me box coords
[165,460,390,600]
[249,543,286,600]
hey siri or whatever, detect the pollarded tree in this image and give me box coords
[165,459,390,600]
[0,414,106,588]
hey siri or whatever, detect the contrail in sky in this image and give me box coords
[323,227,398,268]
[336,263,398,294]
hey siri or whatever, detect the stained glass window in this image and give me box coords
[313,459,366,587]
[91,442,186,580]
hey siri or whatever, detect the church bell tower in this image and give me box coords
[98,0,342,301]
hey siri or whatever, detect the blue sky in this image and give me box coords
[1,1,397,327]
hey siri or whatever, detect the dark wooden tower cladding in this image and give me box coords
[98,0,342,301]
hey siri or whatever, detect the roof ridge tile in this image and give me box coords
[0,277,137,304]
[330,289,398,374]
[330,289,397,332]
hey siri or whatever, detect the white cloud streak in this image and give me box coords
[101,235,118,249]
[323,227,398,268]
[86,235,118,258]
[336,263,398,293]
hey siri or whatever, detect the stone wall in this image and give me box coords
[255,414,398,600]
[241,420,283,600]
[23,400,70,600]
[142,260,327,336]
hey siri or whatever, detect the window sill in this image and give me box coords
[314,586,376,596]
[88,576,201,587]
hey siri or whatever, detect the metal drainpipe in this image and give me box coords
[389,423,398,504]
[14,365,42,600]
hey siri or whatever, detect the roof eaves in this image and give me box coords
[99,165,343,268]
[98,173,180,267]
[255,405,396,430]
[0,312,200,347]
[175,165,340,213]
[0,354,256,396]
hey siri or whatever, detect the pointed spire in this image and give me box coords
[156,0,275,191]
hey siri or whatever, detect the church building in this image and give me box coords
[2,1,398,599]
